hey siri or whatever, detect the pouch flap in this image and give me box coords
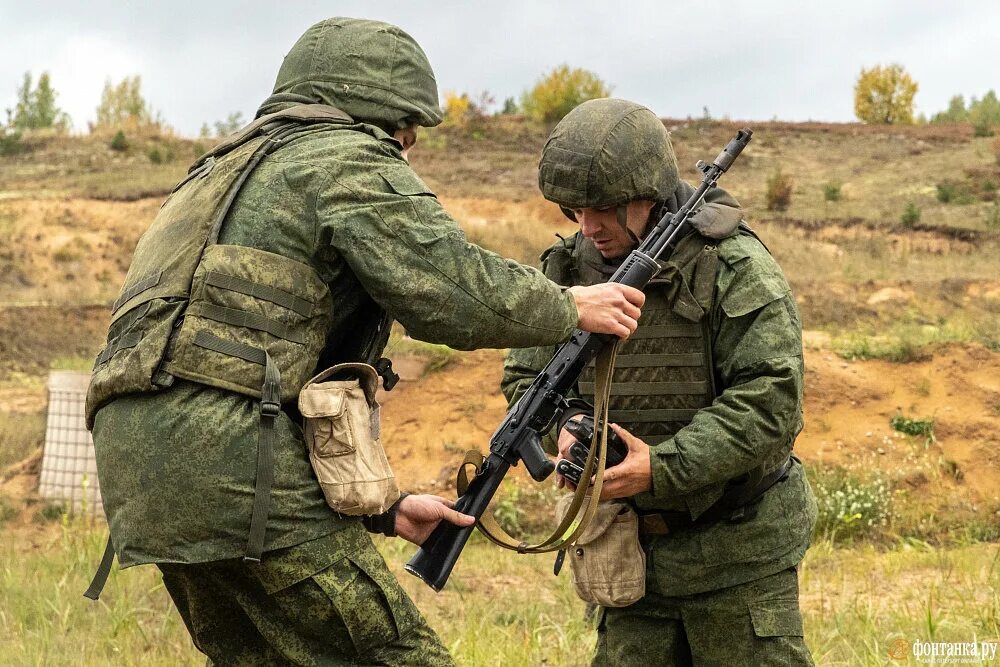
[298,380,355,418]
[303,363,380,404]
[558,498,633,546]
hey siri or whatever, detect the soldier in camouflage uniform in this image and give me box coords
[85,19,644,666]
[502,99,818,666]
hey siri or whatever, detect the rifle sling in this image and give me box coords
[457,340,619,554]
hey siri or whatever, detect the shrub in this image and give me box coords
[822,181,842,202]
[810,466,892,543]
[889,414,935,446]
[521,65,611,124]
[900,202,921,227]
[0,126,24,156]
[145,143,173,164]
[109,130,128,152]
[935,181,957,203]
[765,169,793,211]
[854,64,918,125]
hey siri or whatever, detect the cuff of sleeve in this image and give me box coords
[632,439,677,510]
[361,493,410,537]
[560,288,578,337]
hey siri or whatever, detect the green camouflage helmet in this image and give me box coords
[259,17,443,130]
[539,98,679,221]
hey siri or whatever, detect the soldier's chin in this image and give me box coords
[594,241,624,259]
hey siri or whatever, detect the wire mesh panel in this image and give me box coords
[38,371,103,516]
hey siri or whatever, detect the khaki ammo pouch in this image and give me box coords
[555,497,646,607]
[299,363,400,516]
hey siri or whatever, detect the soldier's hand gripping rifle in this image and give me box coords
[406,128,753,591]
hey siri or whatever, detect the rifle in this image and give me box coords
[406,128,753,591]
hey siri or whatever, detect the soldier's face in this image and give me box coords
[574,200,656,259]
[393,126,417,161]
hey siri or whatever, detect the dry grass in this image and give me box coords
[1,517,995,666]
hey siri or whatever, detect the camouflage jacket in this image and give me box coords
[93,120,578,568]
[502,186,817,596]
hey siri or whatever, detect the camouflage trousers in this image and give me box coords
[593,567,813,667]
[158,524,453,666]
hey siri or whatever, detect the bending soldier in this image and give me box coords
[502,99,817,666]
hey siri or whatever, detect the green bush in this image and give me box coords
[936,181,957,203]
[521,65,611,124]
[765,169,793,211]
[973,120,994,137]
[810,466,892,543]
[145,143,173,164]
[0,126,24,156]
[822,181,842,202]
[109,130,128,152]
[901,202,921,227]
[889,414,935,444]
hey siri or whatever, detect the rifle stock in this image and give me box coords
[405,128,753,591]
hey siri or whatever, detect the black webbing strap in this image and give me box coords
[193,303,305,344]
[609,353,704,368]
[606,408,699,423]
[83,536,115,600]
[205,271,313,318]
[111,270,163,315]
[191,330,279,562]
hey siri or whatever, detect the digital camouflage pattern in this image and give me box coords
[90,16,578,664]
[258,17,443,131]
[594,568,813,666]
[159,524,454,666]
[503,213,817,594]
[538,99,679,220]
[504,103,816,662]
[503,219,817,664]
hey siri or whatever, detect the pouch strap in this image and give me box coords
[83,536,116,600]
[191,331,279,562]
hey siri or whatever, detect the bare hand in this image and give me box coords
[569,284,645,339]
[599,424,652,500]
[394,494,475,546]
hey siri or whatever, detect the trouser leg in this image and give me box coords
[158,529,453,666]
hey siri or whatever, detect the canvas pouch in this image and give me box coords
[299,363,399,515]
[556,496,646,607]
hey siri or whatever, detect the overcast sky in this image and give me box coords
[1,0,997,136]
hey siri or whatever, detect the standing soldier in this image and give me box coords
[503,99,817,666]
[84,19,644,666]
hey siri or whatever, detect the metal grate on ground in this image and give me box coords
[38,371,103,516]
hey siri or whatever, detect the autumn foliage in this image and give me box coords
[854,64,918,125]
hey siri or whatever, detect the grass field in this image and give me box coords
[1,518,997,666]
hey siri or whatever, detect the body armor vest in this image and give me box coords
[576,234,718,446]
[86,105,355,427]
[569,232,729,514]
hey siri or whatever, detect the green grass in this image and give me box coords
[1,519,997,666]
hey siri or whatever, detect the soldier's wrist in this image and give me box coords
[361,493,410,537]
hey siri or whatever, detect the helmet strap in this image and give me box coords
[616,205,641,249]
